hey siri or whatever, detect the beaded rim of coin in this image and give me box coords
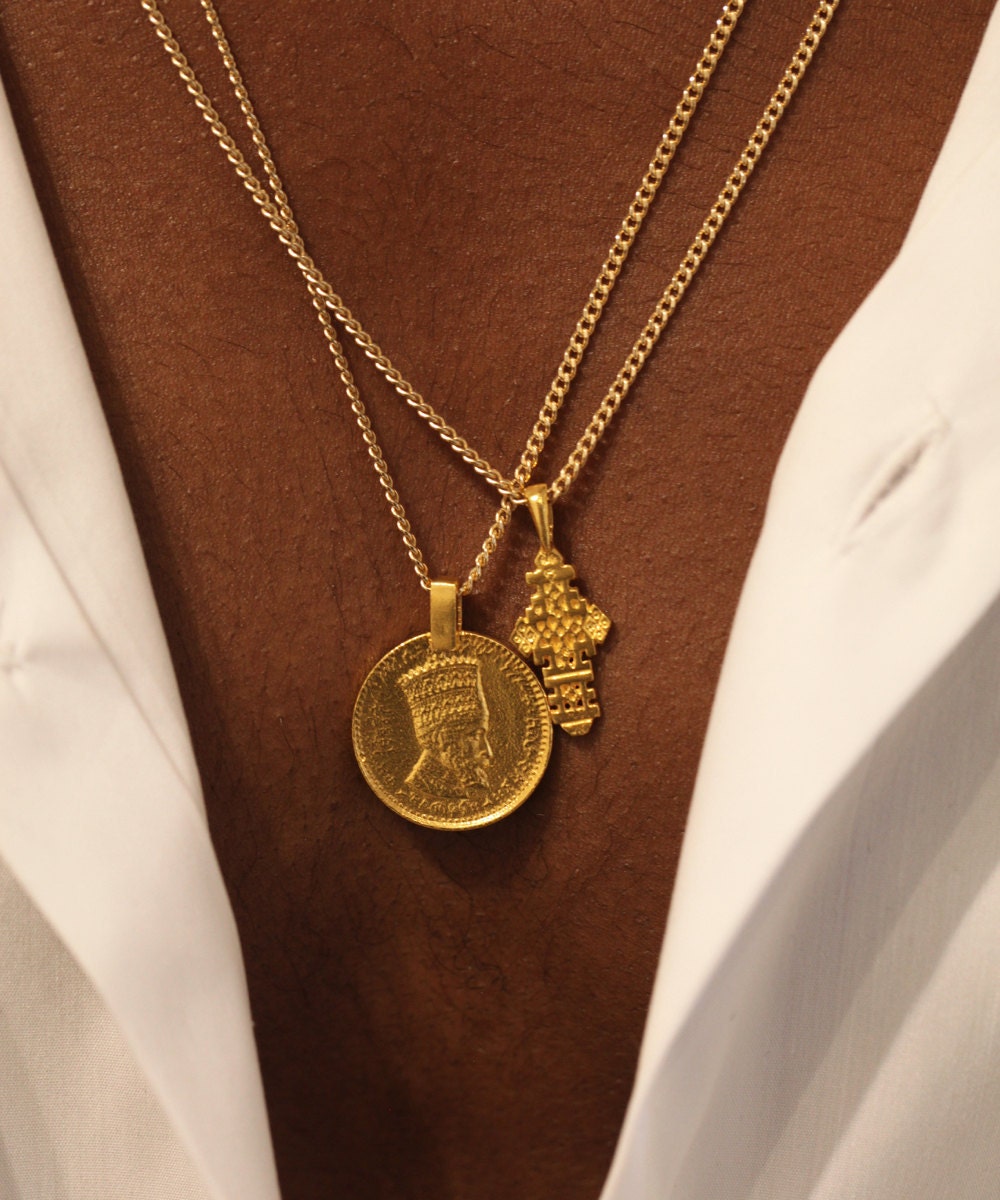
[352,632,553,830]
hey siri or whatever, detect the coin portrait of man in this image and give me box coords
[398,653,495,804]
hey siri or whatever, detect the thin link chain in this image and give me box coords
[138,0,744,592]
[141,1,439,588]
[201,0,745,504]
[141,0,838,591]
[553,0,839,499]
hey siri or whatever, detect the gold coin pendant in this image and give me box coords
[352,632,552,830]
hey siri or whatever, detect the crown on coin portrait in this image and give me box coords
[399,654,487,744]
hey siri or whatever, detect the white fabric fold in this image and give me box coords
[604,598,1000,1197]
[0,89,196,806]
[0,83,281,1200]
[0,854,215,1200]
[602,5,1000,1195]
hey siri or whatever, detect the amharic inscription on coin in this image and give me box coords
[353,632,552,830]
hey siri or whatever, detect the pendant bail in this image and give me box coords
[524,484,554,552]
[429,579,461,651]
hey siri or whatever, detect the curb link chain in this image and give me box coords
[141,0,838,592]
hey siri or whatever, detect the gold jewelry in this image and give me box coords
[512,486,612,736]
[142,0,839,827]
[142,0,745,590]
[353,582,552,829]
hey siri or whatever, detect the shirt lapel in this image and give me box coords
[602,4,1000,1194]
[0,81,280,1200]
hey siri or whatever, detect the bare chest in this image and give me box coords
[0,2,992,1196]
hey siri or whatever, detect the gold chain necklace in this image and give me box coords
[142,0,839,828]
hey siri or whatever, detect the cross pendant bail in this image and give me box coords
[524,484,554,552]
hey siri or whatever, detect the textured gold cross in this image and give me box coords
[510,486,611,734]
[512,546,611,734]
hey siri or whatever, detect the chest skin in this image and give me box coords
[0,3,993,1197]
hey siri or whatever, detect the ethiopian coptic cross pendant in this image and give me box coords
[511,485,611,735]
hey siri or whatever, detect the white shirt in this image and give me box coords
[2,7,1000,1198]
